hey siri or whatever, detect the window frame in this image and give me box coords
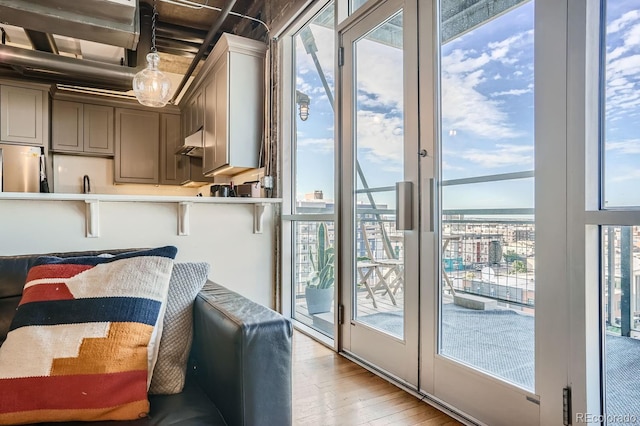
[565,0,640,419]
[279,0,339,347]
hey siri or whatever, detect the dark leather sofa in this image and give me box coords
[0,250,293,426]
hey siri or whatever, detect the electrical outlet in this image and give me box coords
[261,176,274,189]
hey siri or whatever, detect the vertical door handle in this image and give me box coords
[429,178,435,232]
[396,181,413,231]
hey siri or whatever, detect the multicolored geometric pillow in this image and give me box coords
[0,246,177,425]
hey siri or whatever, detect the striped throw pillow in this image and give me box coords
[0,246,177,424]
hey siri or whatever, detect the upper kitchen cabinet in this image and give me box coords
[182,88,204,138]
[51,100,83,152]
[160,113,186,185]
[182,99,192,138]
[83,104,114,155]
[192,91,204,133]
[199,34,266,177]
[52,101,114,155]
[0,84,47,146]
[114,108,160,184]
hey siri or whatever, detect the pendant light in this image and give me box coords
[133,0,171,107]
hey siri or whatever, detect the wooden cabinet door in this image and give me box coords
[52,100,83,152]
[181,107,189,140]
[203,78,217,175]
[1,85,44,145]
[84,104,114,155]
[194,90,204,131]
[213,57,229,172]
[114,108,159,184]
[160,114,186,185]
[228,52,263,170]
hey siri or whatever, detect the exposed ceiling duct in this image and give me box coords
[0,0,140,49]
[0,44,136,91]
[0,3,153,92]
[0,0,261,99]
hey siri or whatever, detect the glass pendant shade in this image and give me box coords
[299,103,309,121]
[133,52,172,107]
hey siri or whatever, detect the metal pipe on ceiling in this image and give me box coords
[155,44,197,58]
[155,37,201,54]
[19,68,134,92]
[169,0,238,104]
[0,44,135,90]
[155,22,207,44]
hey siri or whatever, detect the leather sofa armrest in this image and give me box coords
[190,281,293,426]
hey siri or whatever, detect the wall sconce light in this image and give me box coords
[296,90,310,121]
[133,0,172,107]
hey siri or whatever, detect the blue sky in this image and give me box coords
[294,0,639,210]
[440,2,534,212]
[604,2,640,207]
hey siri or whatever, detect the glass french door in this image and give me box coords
[339,0,420,385]
[336,1,627,424]
[419,0,541,424]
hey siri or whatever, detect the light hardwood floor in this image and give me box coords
[292,331,463,426]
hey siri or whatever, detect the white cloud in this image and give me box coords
[355,110,404,168]
[608,54,640,79]
[609,169,640,183]
[441,67,521,138]
[605,11,640,123]
[442,160,465,171]
[608,10,640,34]
[354,38,404,109]
[442,49,491,74]
[487,30,533,65]
[440,29,533,140]
[627,23,640,47]
[606,139,640,154]
[297,137,334,154]
[491,88,532,97]
[447,144,533,169]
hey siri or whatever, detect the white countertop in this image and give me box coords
[0,192,282,204]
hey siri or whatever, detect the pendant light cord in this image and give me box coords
[151,0,158,53]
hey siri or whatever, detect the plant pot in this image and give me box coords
[305,286,334,315]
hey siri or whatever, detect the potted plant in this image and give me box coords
[305,222,335,315]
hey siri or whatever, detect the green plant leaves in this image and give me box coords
[308,222,335,289]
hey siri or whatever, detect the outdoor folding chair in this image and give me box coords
[358,221,404,306]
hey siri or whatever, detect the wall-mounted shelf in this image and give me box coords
[0,192,281,236]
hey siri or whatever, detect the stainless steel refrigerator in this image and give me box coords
[0,144,41,193]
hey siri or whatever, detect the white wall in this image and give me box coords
[52,155,204,196]
[0,199,276,308]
